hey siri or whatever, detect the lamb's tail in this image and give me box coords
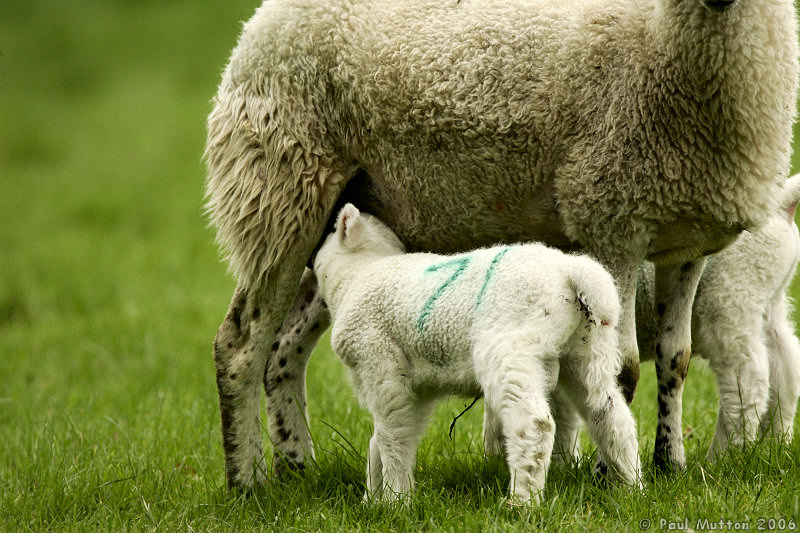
[567,258,620,331]
[781,173,800,222]
[567,258,622,394]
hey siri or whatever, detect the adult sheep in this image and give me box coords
[205,0,798,489]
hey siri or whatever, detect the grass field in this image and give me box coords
[2,1,800,531]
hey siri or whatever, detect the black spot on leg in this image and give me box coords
[279,357,287,368]
[311,322,320,331]
[227,342,233,349]
[252,307,261,320]
[658,396,669,418]
[215,365,242,488]
[270,341,280,353]
[617,363,640,404]
[278,428,292,442]
[296,346,304,354]
[230,373,238,380]
[275,412,284,427]
[656,303,666,316]
[680,261,693,272]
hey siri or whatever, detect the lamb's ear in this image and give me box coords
[337,203,365,246]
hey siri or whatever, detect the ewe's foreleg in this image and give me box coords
[265,268,330,478]
[653,259,705,471]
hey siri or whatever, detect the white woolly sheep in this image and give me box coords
[635,175,800,459]
[312,204,641,504]
[205,0,798,487]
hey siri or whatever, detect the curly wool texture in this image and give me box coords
[313,204,640,503]
[205,0,798,287]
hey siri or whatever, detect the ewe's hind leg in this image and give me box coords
[214,275,302,489]
[652,259,705,471]
[206,84,351,488]
[265,269,330,478]
[760,296,800,439]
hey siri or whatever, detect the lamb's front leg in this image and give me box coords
[361,353,435,503]
[264,269,330,478]
[653,259,706,471]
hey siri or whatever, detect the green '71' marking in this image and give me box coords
[416,247,513,332]
[416,256,471,331]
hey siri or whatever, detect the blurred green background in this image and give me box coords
[1,1,800,530]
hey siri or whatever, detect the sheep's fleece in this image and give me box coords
[205,0,799,488]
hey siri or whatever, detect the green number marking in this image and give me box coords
[417,256,471,331]
[416,247,514,331]
[475,247,512,309]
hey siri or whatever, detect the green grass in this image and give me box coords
[2,1,800,530]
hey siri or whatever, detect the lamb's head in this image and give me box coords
[701,0,736,12]
[314,203,405,274]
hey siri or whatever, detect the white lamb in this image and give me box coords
[313,204,641,505]
[205,0,799,487]
[636,175,800,459]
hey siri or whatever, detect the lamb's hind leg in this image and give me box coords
[265,268,330,478]
[475,337,559,506]
[559,343,641,487]
[652,259,706,471]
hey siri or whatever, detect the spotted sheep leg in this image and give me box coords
[652,259,706,471]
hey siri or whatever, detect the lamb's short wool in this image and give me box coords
[313,204,641,504]
[206,0,798,487]
[635,175,800,459]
